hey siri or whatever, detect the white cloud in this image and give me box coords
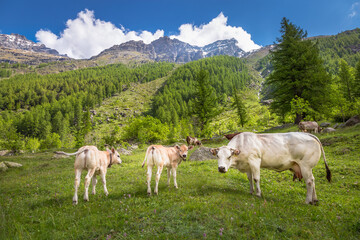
[36,9,164,59]
[170,12,261,52]
[36,10,260,59]
[349,2,360,18]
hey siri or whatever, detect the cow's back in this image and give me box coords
[230,132,321,170]
[75,146,100,169]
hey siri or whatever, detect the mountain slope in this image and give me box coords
[92,36,246,63]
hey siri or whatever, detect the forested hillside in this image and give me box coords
[0,62,174,151]
[317,28,360,74]
[151,56,260,124]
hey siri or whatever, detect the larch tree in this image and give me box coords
[266,17,331,124]
[193,69,220,134]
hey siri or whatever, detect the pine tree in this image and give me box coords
[354,59,360,98]
[266,17,331,123]
[232,87,247,127]
[193,69,220,133]
[338,59,355,102]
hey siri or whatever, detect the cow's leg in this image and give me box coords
[154,165,164,195]
[146,165,153,195]
[246,171,254,194]
[167,167,171,186]
[312,181,318,204]
[249,158,261,197]
[91,175,97,195]
[100,170,108,196]
[172,167,178,189]
[73,168,82,205]
[84,168,96,202]
[301,167,316,204]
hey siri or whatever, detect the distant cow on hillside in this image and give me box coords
[224,132,242,140]
[299,121,320,133]
[186,136,202,146]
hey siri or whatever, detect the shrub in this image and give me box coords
[26,138,41,153]
[122,116,169,143]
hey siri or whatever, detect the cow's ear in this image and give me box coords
[175,145,180,150]
[231,148,240,155]
[188,145,194,150]
[111,147,115,153]
[210,148,219,156]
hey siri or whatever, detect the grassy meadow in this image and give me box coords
[1,125,360,239]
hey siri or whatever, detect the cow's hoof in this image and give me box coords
[174,186,178,189]
[73,200,78,205]
[147,192,151,196]
[154,191,158,195]
[84,197,89,202]
[92,191,96,195]
[311,200,319,205]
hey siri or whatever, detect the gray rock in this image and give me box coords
[0,150,10,156]
[118,148,132,155]
[345,115,360,127]
[4,161,22,168]
[322,127,336,133]
[320,122,331,128]
[0,162,8,172]
[189,147,217,161]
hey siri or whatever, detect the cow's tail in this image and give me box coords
[142,146,156,168]
[307,133,332,182]
[54,149,86,156]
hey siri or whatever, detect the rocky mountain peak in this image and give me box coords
[0,33,61,55]
[93,37,247,63]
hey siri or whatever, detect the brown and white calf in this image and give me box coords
[299,121,320,133]
[55,146,121,204]
[186,136,202,146]
[211,132,331,204]
[142,144,193,195]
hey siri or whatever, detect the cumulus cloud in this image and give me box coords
[170,12,261,52]
[36,10,260,59]
[36,9,164,59]
[349,2,360,18]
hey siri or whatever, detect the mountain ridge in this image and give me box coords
[92,36,246,63]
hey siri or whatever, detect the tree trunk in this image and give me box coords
[294,113,302,125]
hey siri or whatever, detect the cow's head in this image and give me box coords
[107,147,122,167]
[210,146,240,173]
[175,144,194,160]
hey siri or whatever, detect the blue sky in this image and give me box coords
[1,0,359,59]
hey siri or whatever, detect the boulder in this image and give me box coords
[0,150,10,156]
[322,127,336,133]
[345,115,360,127]
[320,122,331,128]
[189,147,217,161]
[4,161,22,168]
[0,162,8,172]
[118,148,132,155]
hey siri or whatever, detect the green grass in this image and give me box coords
[1,126,360,239]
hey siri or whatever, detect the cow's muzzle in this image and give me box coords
[218,166,226,173]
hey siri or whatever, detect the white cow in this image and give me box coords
[55,146,122,204]
[210,132,331,204]
[142,144,193,195]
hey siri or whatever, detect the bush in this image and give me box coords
[122,116,169,143]
[26,138,41,153]
[41,133,62,149]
